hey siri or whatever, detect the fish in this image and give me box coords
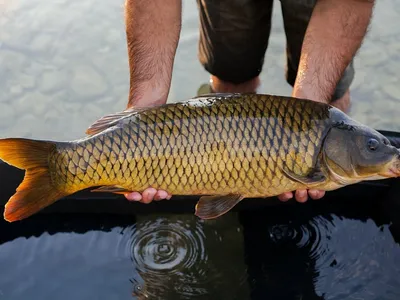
[0,93,399,222]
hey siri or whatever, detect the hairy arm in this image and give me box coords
[125,0,182,108]
[282,0,375,203]
[292,0,375,102]
[124,0,182,203]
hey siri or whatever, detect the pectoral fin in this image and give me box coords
[195,194,244,219]
[282,167,326,187]
[91,185,132,194]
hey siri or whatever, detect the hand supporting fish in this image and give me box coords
[124,177,323,203]
[0,93,399,222]
[124,188,172,203]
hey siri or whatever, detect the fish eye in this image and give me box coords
[367,138,379,151]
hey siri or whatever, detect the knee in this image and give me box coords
[210,75,260,93]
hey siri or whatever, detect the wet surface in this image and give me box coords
[237,197,400,300]
[1,0,400,299]
[1,193,400,299]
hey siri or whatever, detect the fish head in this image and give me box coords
[322,119,400,184]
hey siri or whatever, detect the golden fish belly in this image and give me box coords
[50,94,333,197]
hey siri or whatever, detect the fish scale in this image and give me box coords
[48,94,331,197]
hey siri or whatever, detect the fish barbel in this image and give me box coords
[0,93,399,222]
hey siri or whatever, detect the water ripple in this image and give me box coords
[131,219,206,275]
[126,216,246,299]
[269,214,400,300]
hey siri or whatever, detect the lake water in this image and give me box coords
[0,0,400,299]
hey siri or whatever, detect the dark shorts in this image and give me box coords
[196,0,355,101]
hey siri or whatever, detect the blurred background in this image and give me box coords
[0,0,399,141]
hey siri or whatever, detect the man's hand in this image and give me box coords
[123,0,181,203]
[124,189,172,203]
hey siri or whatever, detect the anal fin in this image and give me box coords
[195,194,244,219]
[91,185,132,195]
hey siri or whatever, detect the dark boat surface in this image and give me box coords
[1,129,400,300]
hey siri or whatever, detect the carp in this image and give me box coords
[0,93,399,222]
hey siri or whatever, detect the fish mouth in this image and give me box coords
[378,156,400,178]
[387,168,400,177]
[379,166,400,178]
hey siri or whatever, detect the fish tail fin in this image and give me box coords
[0,138,67,222]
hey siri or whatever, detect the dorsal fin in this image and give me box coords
[85,94,240,136]
[85,107,150,136]
[181,93,241,108]
[191,92,241,101]
[193,92,238,98]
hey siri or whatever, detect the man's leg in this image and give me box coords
[331,90,351,113]
[209,76,260,94]
[280,0,355,113]
[197,0,273,94]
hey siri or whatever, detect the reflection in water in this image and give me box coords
[251,210,400,300]
[0,213,248,300]
[129,277,148,299]
[0,215,144,300]
[131,217,209,298]
[129,216,248,299]
[313,217,400,300]
[1,178,400,298]
[1,195,400,299]
[269,215,335,267]
[131,219,206,274]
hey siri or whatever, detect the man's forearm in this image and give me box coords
[125,0,182,108]
[293,0,375,101]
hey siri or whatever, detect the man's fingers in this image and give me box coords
[295,189,308,203]
[124,192,142,202]
[141,188,158,204]
[278,189,326,203]
[124,188,171,203]
[308,189,325,200]
[278,192,293,202]
[308,189,319,200]
[154,190,169,201]
[125,187,324,204]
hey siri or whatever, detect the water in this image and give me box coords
[1,0,400,299]
[1,195,400,299]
